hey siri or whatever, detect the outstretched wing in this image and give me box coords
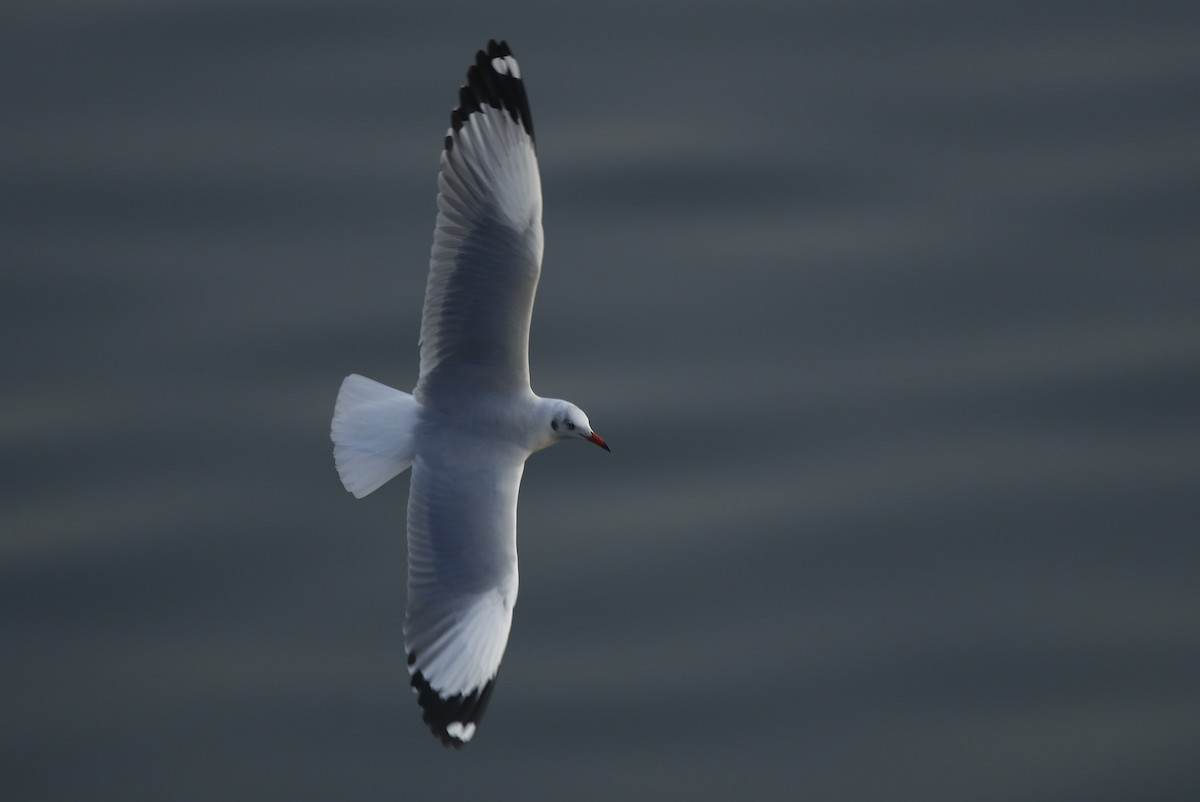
[404,455,523,747]
[415,40,543,405]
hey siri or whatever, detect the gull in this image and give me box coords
[330,40,609,748]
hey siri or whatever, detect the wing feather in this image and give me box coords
[415,40,543,404]
[403,454,523,747]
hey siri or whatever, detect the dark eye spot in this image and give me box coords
[565,420,576,431]
[551,420,558,431]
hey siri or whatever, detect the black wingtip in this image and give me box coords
[408,654,498,748]
[445,40,535,152]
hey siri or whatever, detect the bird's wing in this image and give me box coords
[404,453,524,747]
[415,40,543,405]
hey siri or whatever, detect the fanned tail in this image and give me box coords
[331,374,420,498]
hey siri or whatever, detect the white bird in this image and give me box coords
[330,40,609,748]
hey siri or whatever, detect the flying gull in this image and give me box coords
[331,40,609,748]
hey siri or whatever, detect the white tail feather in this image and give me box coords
[331,374,420,498]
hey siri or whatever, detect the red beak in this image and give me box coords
[586,432,611,452]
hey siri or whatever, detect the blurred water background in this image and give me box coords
[3,1,1199,799]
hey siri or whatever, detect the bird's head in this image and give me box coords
[548,401,609,452]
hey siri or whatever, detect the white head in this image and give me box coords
[546,400,610,452]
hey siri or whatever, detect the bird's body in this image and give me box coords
[330,41,608,748]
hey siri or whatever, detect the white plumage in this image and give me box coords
[331,40,609,748]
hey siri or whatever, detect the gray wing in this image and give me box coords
[403,453,523,747]
[415,41,543,405]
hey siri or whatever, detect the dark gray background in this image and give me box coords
[4,1,1199,800]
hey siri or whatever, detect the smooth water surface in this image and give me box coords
[3,1,1199,799]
